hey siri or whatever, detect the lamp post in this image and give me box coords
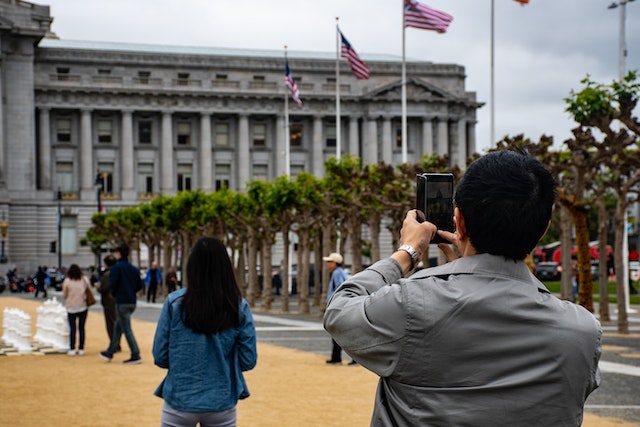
[57,190,62,270]
[0,211,8,264]
[94,172,105,271]
[608,0,636,81]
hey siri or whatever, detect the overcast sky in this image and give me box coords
[37,0,640,153]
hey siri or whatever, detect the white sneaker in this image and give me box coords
[78,350,85,356]
[67,350,76,356]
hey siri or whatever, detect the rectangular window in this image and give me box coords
[137,71,151,84]
[97,119,113,143]
[61,216,77,255]
[215,123,229,146]
[138,163,154,194]
[291,164,305,179]
[138,121,152,144]
[177,121,191,145]
[215,163,231,191]
[97,69,111,75]
[252,164,268,181]
[55,162,73,192]
[253,123,266,147]
[253,75,265,81]
[97,163,114,193]
[56,67,70,81]
[290,123,303,147]
[395,128,402,149]
[56,118,71,143]
[325,123,337,148]
[177,164,192,192]
[216,74,228,80]
[177,73,190,86]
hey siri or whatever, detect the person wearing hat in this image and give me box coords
[323,252,354,365]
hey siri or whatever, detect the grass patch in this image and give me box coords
[543,280,640,305]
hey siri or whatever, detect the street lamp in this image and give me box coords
[94,172,105,272]
[0,211,8,264]
[608,0,636,81]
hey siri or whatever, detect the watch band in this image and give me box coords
[397,244,419,270]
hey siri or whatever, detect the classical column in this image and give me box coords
[348,116,360,158]
[437,118,448,157]
[200,113,212,191]
[237,114,250,191]
[364,117,378,165]
[38,108,51,190]
[422,118,434,156]
[467,121,477,156]
[457,119,467,167]
[120,110,135,199]
[381,117,392,164]
[80,109,93,195]
[160,111,174,193]
[312,115,323,176]
[275,115,286,177]
[0,64,4,190]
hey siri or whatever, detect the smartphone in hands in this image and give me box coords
[416,173,454,244]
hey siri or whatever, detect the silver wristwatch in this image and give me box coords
[397,244,419,269]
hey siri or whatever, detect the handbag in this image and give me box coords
[85,278,97,306]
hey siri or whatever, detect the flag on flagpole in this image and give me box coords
[513,0,529,4]
[404,0,453,33]
[339,30,370,80]
[285,60,303,108]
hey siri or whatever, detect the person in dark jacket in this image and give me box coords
[34,266,48,298]
[96,255,120,351]
[99,243,144,364]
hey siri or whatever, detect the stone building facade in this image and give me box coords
[0,0,481,272]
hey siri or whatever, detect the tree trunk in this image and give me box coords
[260,233,274,310]
[614,202,629,334]
[348,214,362,273]
[596,194,610,322]
[369,212,381,264]
[281,225,291,313]
[312,231,323,307]
[560,202,593,312]
[297,230,311,314]
[246,231,259,307]
[560,207,574,301]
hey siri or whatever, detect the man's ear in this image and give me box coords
[454,207,466,240]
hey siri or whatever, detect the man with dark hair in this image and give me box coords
[324,150,601,426]
[100,243,144,364]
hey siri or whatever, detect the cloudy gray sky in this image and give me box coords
[38,0,640,153]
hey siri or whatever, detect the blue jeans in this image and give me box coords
[107,304,139,359]
[67,310,87,350]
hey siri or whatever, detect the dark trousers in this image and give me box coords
[35,284,47,298]
[330,339,343,362]
[68,310,88,350]
[102,303,120,350]
[147,282,157,303]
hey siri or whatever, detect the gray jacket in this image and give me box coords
[324,254,601,427]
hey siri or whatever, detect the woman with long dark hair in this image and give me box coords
[153,237,257,427]
[62,263,91,356]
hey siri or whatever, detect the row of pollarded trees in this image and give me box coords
[85,72,640,332]
[85,154,458,314]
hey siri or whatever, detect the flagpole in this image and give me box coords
[284,46,291,178]
[336,18,342,160]
[401,0,408,164]
[490,0,495,146]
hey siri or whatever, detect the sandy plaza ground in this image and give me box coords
[0,295,638,426]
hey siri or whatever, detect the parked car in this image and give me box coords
[534,262,561,281]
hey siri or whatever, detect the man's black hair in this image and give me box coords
[454,150,557,261]
[115,243,130,259]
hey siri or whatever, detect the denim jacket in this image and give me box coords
[152,288,257,412]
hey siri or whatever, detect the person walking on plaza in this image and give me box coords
[34,265,48,299]
[62,264,90,356]
[100,243,144,364]
[144,261,163,303]
[96,254,120,352]
[323,252,353,365]
[165,266,179,294]
[153,237,257,426]
[324,150,602,426]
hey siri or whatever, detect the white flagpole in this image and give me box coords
[336,18,342,160]
[490,0,495,146]
[401,0,408,164]
[284,46,291,178]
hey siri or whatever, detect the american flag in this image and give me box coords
[404,0,453,33]
[340,30,370,80]
[285,60,303,109]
